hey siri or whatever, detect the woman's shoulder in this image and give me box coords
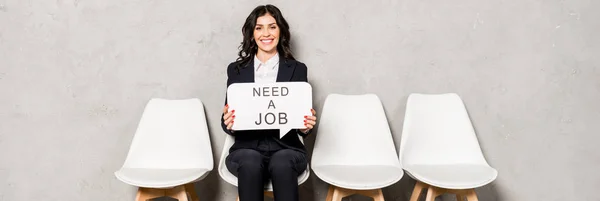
[225,60,246,75]
[226,60,242,70]
[284,59,308,69]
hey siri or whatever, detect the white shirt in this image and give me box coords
[254,53,279,83]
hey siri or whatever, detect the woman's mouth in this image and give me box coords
[260,39,274,45]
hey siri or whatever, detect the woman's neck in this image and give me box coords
[256,50,278,63]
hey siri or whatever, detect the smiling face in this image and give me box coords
[253,13,280,55]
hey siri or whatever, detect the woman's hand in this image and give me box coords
[300,109,317,134]
[223,104,235,131]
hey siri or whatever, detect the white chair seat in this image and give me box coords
[218,162,310,191]
[404,164,498,189]
[312,165,403,190]
[115,168,211,188]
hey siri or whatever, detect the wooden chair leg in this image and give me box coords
[185,183,199,201]
[409,181,478,201]
[465,189,478,201]
[371,189,385,201]
[328,185,384,201]
[136,187,165,201]
[325,185,335,201]
[264,191,274,198]
[135,185,195,201]
[409,181,427,201]
[444,188,477,201]
[331,186,353,201]
[166,186,189,201]
[424,186,442,201]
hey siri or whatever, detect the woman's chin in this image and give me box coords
[258,47,277,54]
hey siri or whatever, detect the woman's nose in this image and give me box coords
[261,29,270,37]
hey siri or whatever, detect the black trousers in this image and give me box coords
[226,148,308,201]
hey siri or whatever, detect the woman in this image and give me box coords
[220,4,317,201]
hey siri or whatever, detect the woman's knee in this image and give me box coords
[227,149,265,174]
[268,149,306,174]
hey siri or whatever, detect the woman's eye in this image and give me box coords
[270,26,276,29]
[255,27,261,30]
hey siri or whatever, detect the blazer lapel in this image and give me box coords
[239,59,255,83]
[276,57,295,82]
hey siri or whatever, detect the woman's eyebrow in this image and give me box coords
[256,23,277,26]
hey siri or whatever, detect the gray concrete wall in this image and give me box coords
[1,0,599,200]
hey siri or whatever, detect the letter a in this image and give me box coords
[268,100,276,109]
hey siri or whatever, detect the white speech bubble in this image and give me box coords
[227,82,313,138]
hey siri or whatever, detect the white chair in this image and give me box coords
[115,98,214,201]
[399,93,498,201]
[218,134,310,200]
[311,93,403,201]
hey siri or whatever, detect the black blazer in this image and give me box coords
[220,55,312,154]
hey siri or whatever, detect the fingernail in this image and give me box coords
[304,115,307,118]
[304,120,306,122]
[232,115,235,118]
[232,110,235,112]
[226,104,229,107]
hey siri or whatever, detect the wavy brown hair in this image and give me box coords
[235,4,295,73]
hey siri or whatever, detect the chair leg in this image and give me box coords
[465,189,478,201]
[264,191,274,198]
[331,186,353,201]
[135,187,165,201]
[424,185,442,201]
[409,181,426,201]
[325,185,335,201]
[371,189,385,201]
[328,185,384,201]
[185,183,199,201]
[443,188,477,201]
[411,181,478,201]
[166,185,189,201]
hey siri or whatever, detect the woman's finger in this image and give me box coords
[304,123,313,129]
[304,116,316,121]
[303,119,315,125]
[223,104,229,114]
[227,121,234,130]
[224,114,235,124]
[223,111,233,120]
[223,109,235,119]
[311,108,317,116]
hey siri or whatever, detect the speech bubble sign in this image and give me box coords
[227,82,313,138]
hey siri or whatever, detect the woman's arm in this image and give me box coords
[295,63,314,137]
[221,63,236,136]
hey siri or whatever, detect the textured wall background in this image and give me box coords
[1,0,599,200]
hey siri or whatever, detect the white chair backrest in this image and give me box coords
[122,98,213,170]
[399,93,489,166]
[312,94,400,167]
